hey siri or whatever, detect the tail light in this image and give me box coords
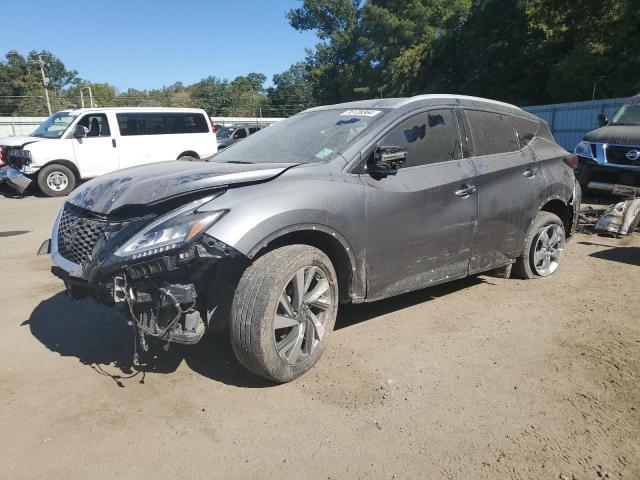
[563,154,578,169]
[0,147,4,167]
[209,117,216,133]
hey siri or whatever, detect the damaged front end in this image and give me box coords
[46,192,248,354]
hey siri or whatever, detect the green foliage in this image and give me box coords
[289,0,639,105]
[267,64,315,116]
[2,2,638,118]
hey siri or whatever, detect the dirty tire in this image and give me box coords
[37,164,76,197]
[513,211,565,279]
[230,245,338,382]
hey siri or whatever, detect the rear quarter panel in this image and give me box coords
[530,138,576,204]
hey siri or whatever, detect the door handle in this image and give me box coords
[455,184,477,197]
[112,138,117,148]
[523,167,538,178]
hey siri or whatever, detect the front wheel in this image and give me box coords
[513,211,566,279]
[230,245,338,382]
[37,164,76,197]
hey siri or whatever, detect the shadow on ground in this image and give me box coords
[588,246,640,266]
[24,276,486,388]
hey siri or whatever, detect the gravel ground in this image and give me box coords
[0,190,638,480]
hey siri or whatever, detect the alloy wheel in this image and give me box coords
[273,265,334,365]
[532,224,565,276]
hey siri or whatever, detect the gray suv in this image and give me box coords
[43,95,581,382]
[216,123,263,150]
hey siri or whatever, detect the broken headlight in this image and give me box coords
[115,197,226,260]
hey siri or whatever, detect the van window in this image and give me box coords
[116,113,143,136]
[234,128,248,139]
[378,109,461,167]
[77,113,111,137]
[166,113,209,134]
[466,110,520,156]
[117,112,209,136]
[509,115,539,147]
[249,126,261,134]
[141,113,168,135]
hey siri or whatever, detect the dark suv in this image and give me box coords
[43,95,580,382]
[574,94,640,196]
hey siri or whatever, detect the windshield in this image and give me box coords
[216,126,236,139]
[214,109,388,164]
[32,112,77,139]
[610,98,640,126]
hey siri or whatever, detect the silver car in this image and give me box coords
[43,95,581,382]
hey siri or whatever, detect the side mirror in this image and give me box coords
[369,145,407,179]
[74,125,89,138]
[597,114,608,127]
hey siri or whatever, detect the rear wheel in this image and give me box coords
[37,164,76,197]
[513,211,566,279]
[230,245,338,382]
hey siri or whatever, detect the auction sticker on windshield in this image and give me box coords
[341,109,382,117]
[314,148,334,159]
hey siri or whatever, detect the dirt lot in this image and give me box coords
[0,190,638,480]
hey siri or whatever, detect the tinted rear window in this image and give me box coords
[509,115,539,148]
[117,112,209,136]
[466,110,520,156]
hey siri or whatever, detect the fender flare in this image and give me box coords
[247,223,365,302]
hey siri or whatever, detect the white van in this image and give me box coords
[0,107,217,196]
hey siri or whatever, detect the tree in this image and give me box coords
[267,64,315,116]
[0,50,77,115]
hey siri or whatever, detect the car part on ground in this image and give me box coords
[43,94,580,382]
[594,199,640,236]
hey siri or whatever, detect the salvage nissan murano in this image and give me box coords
[42,95,581,382]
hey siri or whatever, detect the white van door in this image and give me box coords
[114,112,150,169]
[71,112,119,178]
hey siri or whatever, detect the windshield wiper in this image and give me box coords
[223,160,253,164]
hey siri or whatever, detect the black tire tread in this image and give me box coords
[37,164,76,197]
[230,245,337,382]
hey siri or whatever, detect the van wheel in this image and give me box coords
[513,211,566,279]
[37,164,76,197]
[230,245,338,383]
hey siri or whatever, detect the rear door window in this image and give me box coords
[378,109,461,167]
[509,115,539,148]
[465,110,520,156]
[167,113,209,134]
[248,126,261,134]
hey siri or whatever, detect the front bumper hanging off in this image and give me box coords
[0,165,32,193]
[46,231,247,349]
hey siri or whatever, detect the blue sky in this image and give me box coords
[2,0,319,91]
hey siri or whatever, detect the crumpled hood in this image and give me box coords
[584,126,640,145]
[68,160,296,215]
[0,136,44,147]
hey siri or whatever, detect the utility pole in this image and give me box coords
[80,89,85,108]
[37,55,52,115]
